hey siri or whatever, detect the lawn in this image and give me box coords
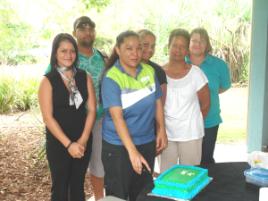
[217,87,248,143]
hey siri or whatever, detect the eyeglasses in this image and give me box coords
[190,39,207,45]
[76,24,95,33]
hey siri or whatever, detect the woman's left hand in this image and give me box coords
[77,136,88,149]
[156,131,167,155]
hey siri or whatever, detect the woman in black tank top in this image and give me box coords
[38,33,96,201]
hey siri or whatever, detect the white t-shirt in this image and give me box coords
[165,65,208,141]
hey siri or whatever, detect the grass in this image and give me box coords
[218,127,247,143]
[0,64,43,113]
[217,87,248,143]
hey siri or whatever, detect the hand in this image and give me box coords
[77,136,88,149]
[156,131,168,155]
[67,142,85,158]
[128,148,151,175]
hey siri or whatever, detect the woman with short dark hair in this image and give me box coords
[160,28,210,172]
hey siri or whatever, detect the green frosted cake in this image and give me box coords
[152,165,211,200]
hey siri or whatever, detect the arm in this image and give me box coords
[219,61,231,94]
[160,83,167,105]
[109,106,151,175]
[197,83,210,118]
[38,77,84,158]
[155,98,167,155]
[219,88,228,94]
[77,75,96,148]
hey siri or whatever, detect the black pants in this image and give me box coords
[46,137,92,201]
[102,140,155,201]
[201,125,219,164]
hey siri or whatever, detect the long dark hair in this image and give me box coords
[105,30,140,71]
[50,33,79,69]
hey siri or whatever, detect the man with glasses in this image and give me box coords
[73,16,105,201]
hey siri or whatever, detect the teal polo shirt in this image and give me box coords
[186,54,231,128]
[45,48,105,120]
[101,60,162,145]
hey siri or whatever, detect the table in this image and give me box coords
[136,162,259,201]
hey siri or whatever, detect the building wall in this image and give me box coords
[247,0,268,151]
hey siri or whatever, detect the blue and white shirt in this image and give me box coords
[101,60,162,145]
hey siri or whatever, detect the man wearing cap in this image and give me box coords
[73,16,106,201]
[45,16,106,201]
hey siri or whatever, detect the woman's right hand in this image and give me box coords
[67,142,85,158]
[128,148,151,175]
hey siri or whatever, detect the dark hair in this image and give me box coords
[73,16,95,31]
[137,29,156,40]
[168,28,190,48]
[105,30,140,70]
[190,27,212,53]
[50,33,79,69]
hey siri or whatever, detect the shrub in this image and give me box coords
[0,76,39,113]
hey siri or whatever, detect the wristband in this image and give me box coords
[66,142,72,150]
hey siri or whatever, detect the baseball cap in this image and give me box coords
[73,16,96,31]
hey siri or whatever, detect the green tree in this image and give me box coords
[0,0,36,64]
[81,0,111,11]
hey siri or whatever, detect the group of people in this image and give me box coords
[38,15,231,201]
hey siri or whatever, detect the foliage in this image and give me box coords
[1,0,252,83]
[0,76,39,114]
[81,0,111,11]
[0,77,15,113]
[0,0,37,65]
[94,36,114,55]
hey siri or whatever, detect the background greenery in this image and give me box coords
[0,0,251,114]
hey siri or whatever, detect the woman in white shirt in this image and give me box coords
[160,29,210,172]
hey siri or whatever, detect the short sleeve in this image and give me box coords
[45,64,52,74]
[194,66,208,92]
[155,75,162,99]
[155,66,167,85]
[148,61,167,85]
[101,76,122,109]
[219,61,231,90]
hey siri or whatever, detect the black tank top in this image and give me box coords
[45,68,88,142]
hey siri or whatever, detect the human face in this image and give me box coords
[189,33,207,57]
[74,24,96,48]
[141,34,156,62]
[56,40,76,68]
[168,36,188,62]
[116,36,142,69]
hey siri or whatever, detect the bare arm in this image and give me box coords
[155,98,167,155]
[219,88,228,94]
[160,83,167,105]
[109,106,151,174]
[77,75,96,148]
[38,77,84,158]
[197,84,210,118]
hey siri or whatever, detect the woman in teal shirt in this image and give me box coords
[187,28,231,164]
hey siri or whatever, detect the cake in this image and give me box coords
[152,165,212,200]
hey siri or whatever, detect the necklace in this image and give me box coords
[57,66,73,72]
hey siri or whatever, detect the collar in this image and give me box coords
[185,54,213,65]
[114,59,142,77]
[78,48,96,59]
